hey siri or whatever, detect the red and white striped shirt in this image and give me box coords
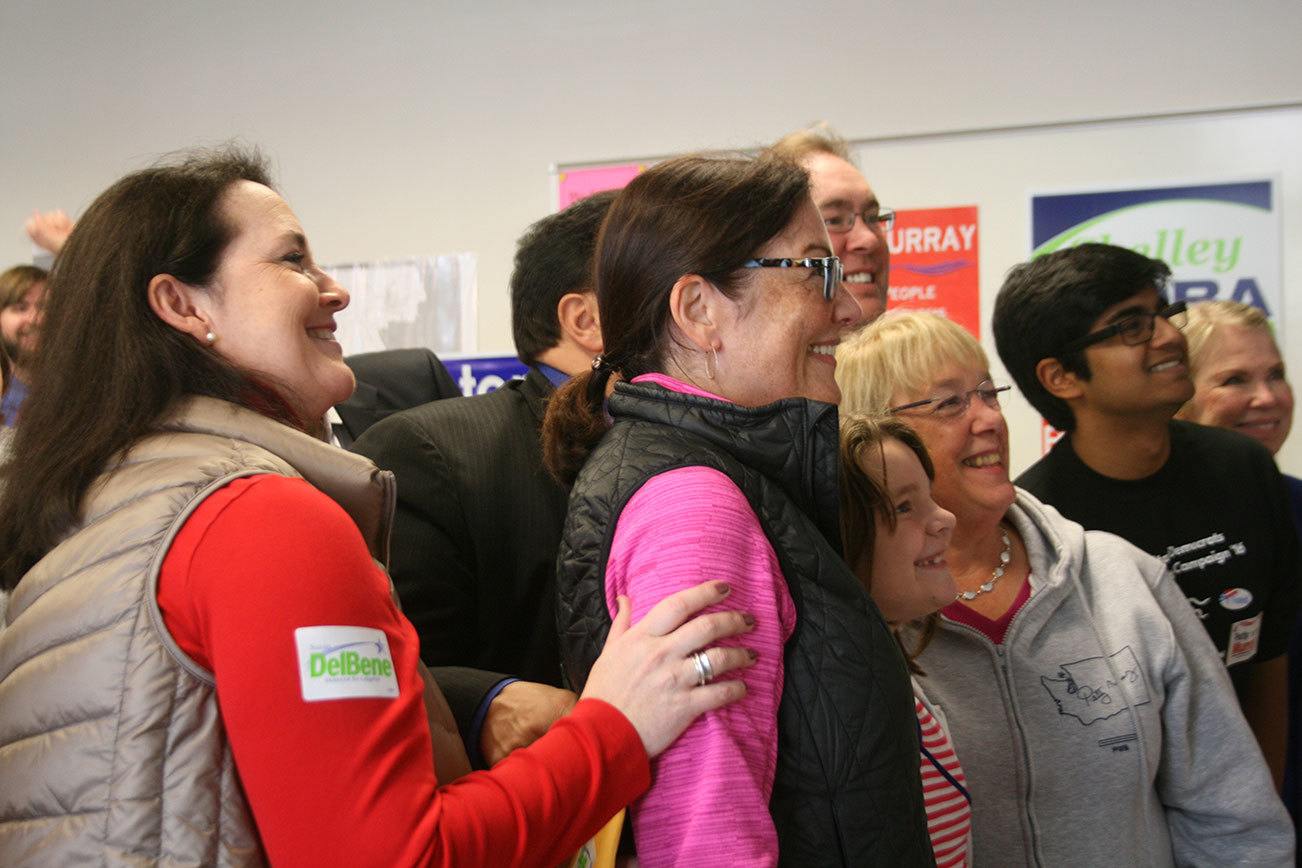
[916,692,972,867]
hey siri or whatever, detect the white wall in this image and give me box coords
[4,1,1302,468]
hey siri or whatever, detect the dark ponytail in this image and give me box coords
[542,360,617,485]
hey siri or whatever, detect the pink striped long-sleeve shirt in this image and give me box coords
[603,374,797,868]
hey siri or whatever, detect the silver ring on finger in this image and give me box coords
[691,649,714,687]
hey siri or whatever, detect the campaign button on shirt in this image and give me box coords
[1219,587,1254,611]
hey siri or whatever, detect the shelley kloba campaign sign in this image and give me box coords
[1031,181,1280,321]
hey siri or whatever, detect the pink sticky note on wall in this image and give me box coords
[557,164,644,210]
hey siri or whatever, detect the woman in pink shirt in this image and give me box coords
[543,153,934,867]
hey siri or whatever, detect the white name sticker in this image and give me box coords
[1225,614,1262,667]
[295,625,400,702]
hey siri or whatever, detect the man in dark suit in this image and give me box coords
[340,350,564,768]
[354,191,614,693]
[333,348,461,447]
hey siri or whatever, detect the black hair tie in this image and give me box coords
[587,355,614,405]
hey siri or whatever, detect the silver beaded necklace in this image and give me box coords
[956,526,1012,602]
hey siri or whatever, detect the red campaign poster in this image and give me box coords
[556,163,644,210]
[885,206,980,338]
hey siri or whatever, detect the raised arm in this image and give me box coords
[25,209,74,255]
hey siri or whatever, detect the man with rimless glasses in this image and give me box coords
[997,243,1301,789]
[769,124,894,325]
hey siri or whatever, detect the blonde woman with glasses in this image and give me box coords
[835,310,1292,866]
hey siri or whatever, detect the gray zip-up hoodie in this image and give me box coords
[911,490,1292,867]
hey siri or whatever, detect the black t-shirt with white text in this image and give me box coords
[1017,420,1301,699]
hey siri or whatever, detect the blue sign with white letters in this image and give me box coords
[440,354,529,396]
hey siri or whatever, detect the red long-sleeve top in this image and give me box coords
[157,474,649,867]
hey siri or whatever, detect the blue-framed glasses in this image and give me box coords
[742,256,844,301]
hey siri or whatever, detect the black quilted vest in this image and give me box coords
[556,381,934,867]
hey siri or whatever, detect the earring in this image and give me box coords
[705,346,718,380]
[204,330,216,345]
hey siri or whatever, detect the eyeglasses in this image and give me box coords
[822,206,896,235]
[889,379,1011,418]
[742,255,843,301]
[1060,300,1189,354]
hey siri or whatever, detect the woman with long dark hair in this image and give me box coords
[544,152,932,866]
[0,148,757,867]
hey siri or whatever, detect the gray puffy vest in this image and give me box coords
[0,397,394,867]
[556,382,934,867]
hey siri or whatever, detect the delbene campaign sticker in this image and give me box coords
[295,625,400,702]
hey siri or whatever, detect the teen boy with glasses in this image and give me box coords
[994,242,1300,789]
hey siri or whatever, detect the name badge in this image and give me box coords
[295,625,400,701]
[1225,614,1262,667]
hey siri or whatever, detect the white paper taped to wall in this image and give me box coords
[325,253,477,355]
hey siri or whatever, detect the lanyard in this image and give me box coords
[917,717,972,805]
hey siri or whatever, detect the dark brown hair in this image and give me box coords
[0,146,300,590]
[541,152,810,484]
[838,413,941,672]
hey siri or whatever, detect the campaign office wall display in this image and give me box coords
[1031,180,1281,322]
[887,206,981,337]
[848,105,1302,477]
[557,167,988,340]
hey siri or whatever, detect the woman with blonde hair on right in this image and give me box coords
[835,309,1293,866]
[1175,299,1302,819]
[1177,300,1299,532]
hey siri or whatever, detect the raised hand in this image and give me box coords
[25,209,74,255]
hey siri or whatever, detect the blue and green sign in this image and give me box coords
[1031,181,1279,320]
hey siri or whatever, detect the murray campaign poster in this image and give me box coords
[887,206,980,337]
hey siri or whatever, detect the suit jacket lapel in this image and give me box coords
[521,367,556,425]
